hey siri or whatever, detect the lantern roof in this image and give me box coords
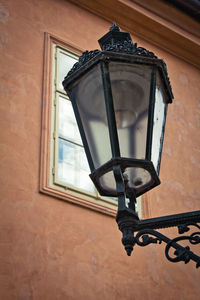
[63,23,173,102]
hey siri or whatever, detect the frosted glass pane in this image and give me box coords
[72,64,112,169]
[86,120,111,167]
[109,62,151,160]
[99,167,152,195]
[151,87,166,174]
[58,96,82,144]
[58,50,78,90]
[126,167,152,188]
[58,139,95,193]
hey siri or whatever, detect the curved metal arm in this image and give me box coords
[134,226,200,268]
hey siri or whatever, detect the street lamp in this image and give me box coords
[63,24,200,267]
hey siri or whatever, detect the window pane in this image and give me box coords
[151,72,167,175]
[151,88,166,173]
[57,49,78,90]
[109,62,152,160]
[58,139,95,193]
[58,95,82,144]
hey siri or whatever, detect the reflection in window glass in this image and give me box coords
[58,139,95,193]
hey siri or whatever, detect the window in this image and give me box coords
[40,33,143,217]
[53,47,96,194]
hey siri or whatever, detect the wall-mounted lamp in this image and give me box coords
[63,24,200,267]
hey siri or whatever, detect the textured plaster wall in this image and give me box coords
[0,0,199,299]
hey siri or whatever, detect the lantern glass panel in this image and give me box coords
[96,62,154,193]
[151,72,168,174]
[99,166,152,195]
[71,63,112,170]
[109,62,152,159]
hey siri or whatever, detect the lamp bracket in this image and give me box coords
[135,224,200,268]
[117,209,200,267]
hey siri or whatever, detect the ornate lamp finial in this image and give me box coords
[110,22,121,32]
[98,23,136,52]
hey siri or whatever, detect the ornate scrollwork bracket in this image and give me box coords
[116,205,200,267]
[135,226,200,268]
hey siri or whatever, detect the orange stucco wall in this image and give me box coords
[0,0,199,299]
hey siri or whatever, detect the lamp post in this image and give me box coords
[63,24,200,267]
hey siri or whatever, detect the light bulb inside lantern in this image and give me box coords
[115,109,137,129]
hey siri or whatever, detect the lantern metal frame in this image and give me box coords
[64,28,172,198]
[63,24,200,268]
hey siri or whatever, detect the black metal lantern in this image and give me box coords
[63,24,173,199]
[63,24,200,265]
